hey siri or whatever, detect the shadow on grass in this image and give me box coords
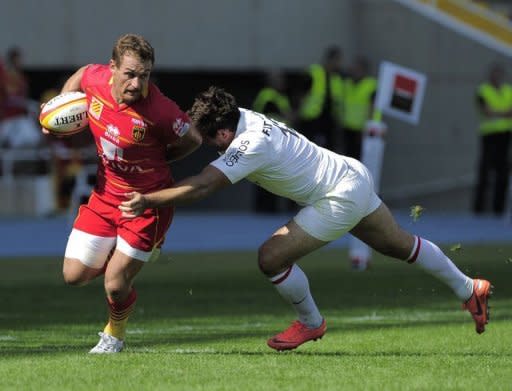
[0,246,510,332]
[2,344,510,359]
[151,350,512,358]
[0,316,503,358]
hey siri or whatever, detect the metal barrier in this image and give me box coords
[0,147,96,216]
[68,164,97,222]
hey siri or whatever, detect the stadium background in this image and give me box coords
[1,3,511,389]
[1,0,511,215]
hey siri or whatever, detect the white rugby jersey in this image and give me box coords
[210,108,351,205]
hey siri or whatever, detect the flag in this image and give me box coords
[391,74,418,113]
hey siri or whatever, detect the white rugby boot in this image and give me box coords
[89,332,124,354]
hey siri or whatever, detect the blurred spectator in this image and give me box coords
[252,70,293,213]
[51,138,93,212]
[341,56,377,160]
[253,70,292,124]
[40,76,96,212]
[473,62,512,216]
[0,46,41,149]
[297,46,346,151]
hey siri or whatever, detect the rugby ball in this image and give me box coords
[39,91,89,135]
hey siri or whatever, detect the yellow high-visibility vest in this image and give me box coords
[478,83,512,135]
[299,64,344,124]
[252,87,291,123]
[342,77,377,131]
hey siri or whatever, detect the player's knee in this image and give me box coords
[257,245,280,276]
[62,268,89,286]
[104,280,129,302]
[63,257,98,286]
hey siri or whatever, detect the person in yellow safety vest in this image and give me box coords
[473,63,512,216]
[252,70,293,213]
[253,70,292,124]
[298,46,345,150]
[341,56,377,160]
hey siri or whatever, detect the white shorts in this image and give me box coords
[64,229,159,268]
[294,158,382,242]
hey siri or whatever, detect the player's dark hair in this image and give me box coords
[188,86,241,138]
[112,34,155,66]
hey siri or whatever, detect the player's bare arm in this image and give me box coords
[61,65,89,93]
[165,124,203,162]
[119,165,230,217]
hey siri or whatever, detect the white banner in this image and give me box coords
[375,61,427,125]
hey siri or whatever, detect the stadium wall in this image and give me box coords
[1,0,509,212]
[0,0,354,69]
[351,0,511,210]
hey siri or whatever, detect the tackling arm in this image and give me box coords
[119,165,231,217]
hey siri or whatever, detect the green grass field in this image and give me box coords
[1,243,511,390]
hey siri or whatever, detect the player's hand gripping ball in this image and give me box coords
[39,91,89,135]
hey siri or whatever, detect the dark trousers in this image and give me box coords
[473,131,511,215]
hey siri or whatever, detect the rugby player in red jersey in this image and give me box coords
[42,34,202,353]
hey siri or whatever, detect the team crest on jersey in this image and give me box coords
[89,96,104,120]
[132,126,146,142]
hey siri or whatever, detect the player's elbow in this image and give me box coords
[166,131,203,162]
[183,125,203,153]
[182,131,202,156]
[190,130,203,149]
[62,258,97,286]
[63,270,90,287]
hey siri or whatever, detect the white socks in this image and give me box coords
[407,236,474,301]
[270,264,323,328]
[269,236,473,328]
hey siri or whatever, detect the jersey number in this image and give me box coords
[269,118,299,138]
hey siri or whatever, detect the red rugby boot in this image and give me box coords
[462,279,492,334]
[267,319,326,351]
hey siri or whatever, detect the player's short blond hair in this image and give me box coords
[112,34,154,66]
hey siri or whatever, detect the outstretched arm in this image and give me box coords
[119,165,231,217]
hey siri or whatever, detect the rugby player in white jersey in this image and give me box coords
[119,86,492,351]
